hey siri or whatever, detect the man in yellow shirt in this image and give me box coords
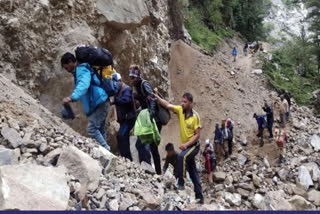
[154,92,204,204]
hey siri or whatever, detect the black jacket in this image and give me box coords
[263,105,274,122]
[114,83,136,123]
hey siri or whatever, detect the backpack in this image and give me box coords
[140,80,171,126]
[75,45,119,96]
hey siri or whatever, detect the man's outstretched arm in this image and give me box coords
[154,93,175,112]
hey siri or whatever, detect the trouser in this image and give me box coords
[87,101,110,150]
[280,114,286,128]
[117,119,135,161]
[223,139,228,157]
[267,120,273,138]
[286,109,290,120]
[228,138,233,155]
[233,55,237,62]
[135,123,162,175]
[177,142,203,199]
[214,143,225,163]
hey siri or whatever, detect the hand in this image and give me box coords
[179,144,187,151]
[63,97,72,104]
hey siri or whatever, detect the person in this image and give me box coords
[279,95,289,128]
[263,100,274,139]
[154,92,204,204]
[61,52,111,150]
[284,92,292,119]
[221,120,231,159]
[232,47,237,62]
[243,43,248,56]
[129,65,162,175]
[274,128,287,164]
[113,73,136,161]
[253,113,265,147]
[226,118,233,155]
[163,143,178,178]
[202,139,216,184]
[213,123,224,163]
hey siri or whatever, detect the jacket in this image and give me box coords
[263,104,274,122]
[114,83,136,123]
[71,63,108,116]
[232,48,237,56]
[134,79,158,120]
[222,127,232,140]
[214,128,223,145]
[163,151,178,177]
[280,99,289,114]
[256,115,265,130]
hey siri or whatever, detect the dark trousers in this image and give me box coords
[135,123,162,175]
[117,119,135,161]
[267,120,273,138]
[228,138,233,155]
[177,142,203,199]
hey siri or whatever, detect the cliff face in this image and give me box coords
[0,0,179,145]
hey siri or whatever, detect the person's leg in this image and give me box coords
[87,101,110,150]
[268,120,273,138]
[117,120,133,161]
[259,128,264,147]
[228,139,233,155]
[150,143,161,175]
[177,146,195,188]
[223,140,228,158]
[135,138,151,164]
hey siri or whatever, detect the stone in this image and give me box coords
[1,125,23,148]
[57,146,102,191]
[0,148,20,166]
[292,184,307,198]
[39,143,50,154]
[95,188,106,200]
[238,183,254,191]
[140,161,156,174]
[240,135,247,146]
[106,189,117,199]
[277,169,288,181]
[288,195,313,210]
[252,174,261,187]
[265,190,292,210]
[309,135,320,151]
[141,191,159,209]
[225,192,241,206]
[213,172,226,182]
[92,146,116,173]
[303,162,320,182]
[237,154,247,166]
[263,157,270,168]
[253,194,266,210]
[298,166,314,191]
[97,0,149,30]
[0,164,69,210]
[109,199,119,211]
[120,193,136,210]
[44,148,62,165]
[307,190,320,206]
[251,69,263,74]
[237,188,250,198]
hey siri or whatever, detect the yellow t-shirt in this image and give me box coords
[173,105,201,144]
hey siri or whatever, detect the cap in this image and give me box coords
[115,72,121,80]
[129,67,141,78]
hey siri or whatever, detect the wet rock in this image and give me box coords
[225,192,241,206]
[1,125,23,148]
[213,172,226,182]
[298,166,314,191]
[288,195,313,210]
[0,164,69,210]
[309,135,320,151]
[0,148,20,166]
[57,146,102,191]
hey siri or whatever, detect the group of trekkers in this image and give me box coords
[60,46,204,204]
[232,42,264,62]
[253,92,291,163]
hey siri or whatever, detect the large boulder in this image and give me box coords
[265,190,292,210]
[1,125,23,148]
[288,195,313,210]
[298,166,314,191]
[0,148,20,166]
[309,135,320,151]
[57,146,102,191]
[97,0,150,30]
[0,164,69,210]
[92,145,116,173]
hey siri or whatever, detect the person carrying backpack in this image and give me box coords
[274,128,287,164]
[262,100,274,140]
[213,123,224,163]
[203,139,216,184]
[112,73,136,161]
[61,52,111,151]
[232,47,237,62]
[129,65,162,175]
[253,113,266,147]
[243,43,248,56]
[221,120,232,159]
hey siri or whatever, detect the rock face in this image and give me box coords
[97,0,150,30]
[0,164,69,210]
[57,146,102,191]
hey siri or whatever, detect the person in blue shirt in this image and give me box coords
[60,52,110,151]
[253,113,265,147]
[213,123,224,163]
[232,47,237,62]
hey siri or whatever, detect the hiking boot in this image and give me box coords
[259,142,264,147]
[196,198,204,205]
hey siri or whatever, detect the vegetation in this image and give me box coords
[183,0,271,51]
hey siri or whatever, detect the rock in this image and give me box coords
[253,194,266,210]
[0,164,69,210]
[57,146,102,191]
[0,148,20,166]
[97,0,149,30]
[92,146,116,173]
[140,161,156,174]
[120,193,136,210]
[251,69,263,75]
[292,184,307,198]
[307,190,320,206]
[237,154,247,166]
[225,192,242,206]
[238,183,254,191]
[298,166,314,191]
[240,135,247,146]
[277,169,288,181]
[263,157,270,168]
[303,162,320,182]
[288,195,313,210]
[39,143,50,154]
[213,171,226,182]
[1,125,23,148]
[309,135,320,151]
[44,148,62,165]
[106,189,117,199]
[252,174,261,187]
[237,188,250,198]
[109,199,119,211]
[265,190,292,210]
[141,191,159,209]
[95,188,106,200]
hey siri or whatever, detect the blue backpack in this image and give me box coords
[99,73,119,97]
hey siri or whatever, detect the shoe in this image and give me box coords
[196,198,204,204]
[177,185,185,191]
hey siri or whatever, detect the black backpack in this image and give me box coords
[75,45,113,68]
